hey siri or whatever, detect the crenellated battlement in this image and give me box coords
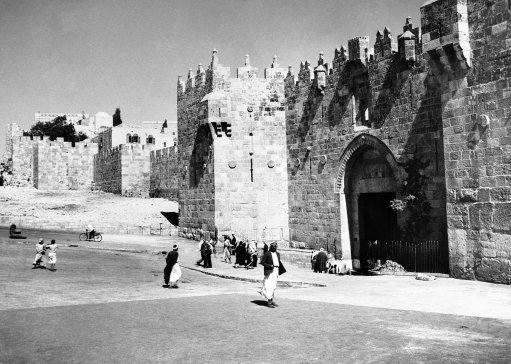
[94,142,148,160]
[35,137,97,152]
[150,145,178,162]
[283,16,423,99]
[177,50,288,100]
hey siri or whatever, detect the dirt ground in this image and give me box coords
[0,240,510,363]
[0,186,177,229]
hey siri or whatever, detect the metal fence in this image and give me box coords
[369,240,448,273]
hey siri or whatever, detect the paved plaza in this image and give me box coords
[0,229,510,363]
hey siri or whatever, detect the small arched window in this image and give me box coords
[146,135,155,144]
[126,134,132,143]
[132,134,140,143]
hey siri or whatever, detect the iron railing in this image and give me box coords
[369,240,448,273]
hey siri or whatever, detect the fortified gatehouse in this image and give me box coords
[177,0,510,284]
[285,16,447,271]
[177,52,290,242]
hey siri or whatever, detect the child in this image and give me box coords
[32,238,46,269]
[46,239,58,271]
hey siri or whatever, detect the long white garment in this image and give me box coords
[47,244,57,264]
[169,263,182,283]
[261,269,279,300]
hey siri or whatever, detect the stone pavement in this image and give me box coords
[5,228,510,320]
[57,231,511,321]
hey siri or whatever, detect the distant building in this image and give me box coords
[93,121,175,152]
[34,111,113,138]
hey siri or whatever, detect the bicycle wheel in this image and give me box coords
[79,233,87,241]
[94,233,102,242]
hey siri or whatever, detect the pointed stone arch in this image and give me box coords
[335,133,403,269]
[335,133,402,193]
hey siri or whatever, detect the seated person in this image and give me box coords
[87,224,96,239]
[9,224,26,239]
[9,224,21,236]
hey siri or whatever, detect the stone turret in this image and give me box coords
[314,52,327,93]
[398,18,417,62]
[237,54,258,79]
[348,36,369,64]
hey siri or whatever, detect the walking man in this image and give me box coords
[163,244,180,288]
[259,242,286,308]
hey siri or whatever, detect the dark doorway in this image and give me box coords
[358,192,397,268]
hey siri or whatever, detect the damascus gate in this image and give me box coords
[177,0,511,284]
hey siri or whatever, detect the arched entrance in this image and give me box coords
[336,134,402,270]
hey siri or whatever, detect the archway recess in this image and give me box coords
[335,134,402,270]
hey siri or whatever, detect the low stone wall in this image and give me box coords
[0,216,176,236]
[278,248,314,269]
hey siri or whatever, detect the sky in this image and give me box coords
[0,0,425,153]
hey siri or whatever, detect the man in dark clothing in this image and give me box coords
[234,241,246,268]
[201,239,212,268]
[314,248,328,273]
[163,244,179,288]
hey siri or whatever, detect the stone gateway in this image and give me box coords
[176,0,511,284]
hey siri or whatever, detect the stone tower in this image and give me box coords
[177,51,289,243]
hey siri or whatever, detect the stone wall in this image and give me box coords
[10,133,37,187]
[93,146,123,194]
[150,146,179,200]
[177,63,215,237]
[33,138,97,190]
[7,131,97,190]
[421,0,510,284]
[121,144,151,197]
[285,20,446,268]
[94,144,151,197]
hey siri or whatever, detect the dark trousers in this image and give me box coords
[164,264,173,285]
[204,253,212,268]
[251,254,258,267]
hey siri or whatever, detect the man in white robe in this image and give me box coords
[259,242,286,307]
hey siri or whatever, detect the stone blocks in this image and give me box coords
[94,144,150,197]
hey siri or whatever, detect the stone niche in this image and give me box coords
[421,0,471,70]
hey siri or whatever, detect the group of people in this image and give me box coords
[196,236,216,268]
[311,248,350,274]
[221,234,258,269]
[32,238,58,271]
[164,231,286,308]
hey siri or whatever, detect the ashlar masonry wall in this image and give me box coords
[7,128,97,190]
[11,136,37,187]
[34,137,97,190]
[177,53,290,241]
[421,0,511,284]
[94,144,151,197]
[177,61,215,236]
[285,19,446,268]
[150,146,179,200]
[209,57,289,242]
